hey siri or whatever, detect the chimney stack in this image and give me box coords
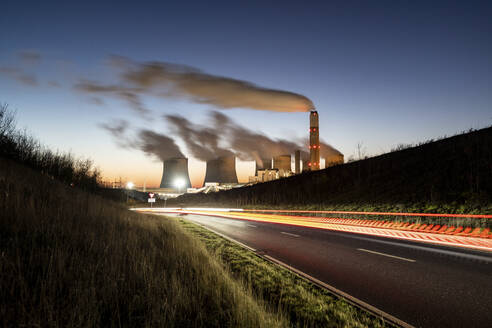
[309,110,320,170]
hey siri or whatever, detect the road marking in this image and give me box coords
[281,231,300,238]
[262,255,414,328]
[357,248,416,262]
[247,224,257,228]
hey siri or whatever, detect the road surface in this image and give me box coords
[163,213,492,328]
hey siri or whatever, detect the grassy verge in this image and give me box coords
[177,218,388,328]
[0,158,286,327]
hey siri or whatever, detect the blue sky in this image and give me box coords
[1,0,491,186]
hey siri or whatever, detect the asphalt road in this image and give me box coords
[171,213,492,328]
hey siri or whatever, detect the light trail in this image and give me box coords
[237,209,492,219]
[134,207,492,252]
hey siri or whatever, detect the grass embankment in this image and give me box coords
[0,158,285,327]
[174,126,492,219]
[178,219,386,328]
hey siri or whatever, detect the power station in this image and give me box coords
[153,110,341,193]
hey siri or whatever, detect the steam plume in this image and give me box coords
[77,56,314,113]
[100,120,184,161]
[166,115,234,161]
[211,111,309,164]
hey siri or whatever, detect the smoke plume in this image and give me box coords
[211,111,309,165]
[137,130,185,161]
[76,56,314,113]
[100,120,184,161]
[166,115,234,161]
[319,140,343,158]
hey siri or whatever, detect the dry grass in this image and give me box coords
[0,158,286,327]
[179,219,386,328]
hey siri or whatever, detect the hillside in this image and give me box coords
[0,158,287,327]
[175,127,492,214]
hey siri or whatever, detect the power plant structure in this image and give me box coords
[273,155,291,171]
[255,158,272,175]
[273,154,292,178]
[160,157,192,189]
[309,110,320,171]
[204,156,238,184]
[153,110,342,193]
[294,150,301,174]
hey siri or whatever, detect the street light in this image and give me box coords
[126,181,134,202]
[174,178,185,193]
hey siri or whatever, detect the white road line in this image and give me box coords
[357,248,416,263]
[281,231,300,238]
[247,224,257,228]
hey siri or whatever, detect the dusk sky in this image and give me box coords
[2,0,491,187]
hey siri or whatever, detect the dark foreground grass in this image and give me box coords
[0,158,286,327]
[178,219,387,328]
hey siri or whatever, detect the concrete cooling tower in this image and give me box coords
[160,158,192,189]
[204,156,238,184]
[273,155,291,172]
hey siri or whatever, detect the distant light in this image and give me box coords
[174,178,185,189]
[126,182,134,189]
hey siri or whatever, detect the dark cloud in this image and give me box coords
[0,67,38,86]
[48,81,61,87]
[18,51,42,64]
[76,55,314,113]
[75,80,149,115]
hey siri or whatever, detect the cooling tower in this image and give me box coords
[160,157,192,189]
[294,150,301,174]
[309,110,320,170]
[273,155,291,172]
[255,158,272,175]
[204,156,238,184]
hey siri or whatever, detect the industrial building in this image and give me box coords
[156,110,342,193]
[255,158,272,175]
[204,156,238,184]
[273,154,292,178]
[308,110,320,170]
[160,157,192,190]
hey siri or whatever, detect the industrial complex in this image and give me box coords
[139,110,343,197]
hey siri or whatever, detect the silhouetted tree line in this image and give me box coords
[0,104,101,192]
